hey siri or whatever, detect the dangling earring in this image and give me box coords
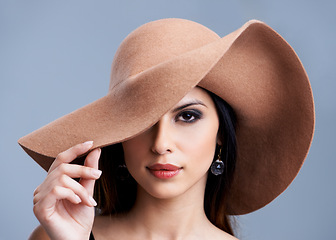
[211,148,224,176]
[116,164,130,180]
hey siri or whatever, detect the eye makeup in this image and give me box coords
[175,109,203,123]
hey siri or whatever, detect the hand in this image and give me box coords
[33,141,101,240]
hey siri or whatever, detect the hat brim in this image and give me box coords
[18,20,314,215]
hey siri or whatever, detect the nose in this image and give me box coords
[151,118,174,155]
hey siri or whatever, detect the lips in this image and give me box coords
[147,163,181,171]
[147,163,182,179]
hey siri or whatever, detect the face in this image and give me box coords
[122,87,220,199]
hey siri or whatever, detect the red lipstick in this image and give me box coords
[147,164,182,179]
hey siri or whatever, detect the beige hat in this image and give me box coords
[18,18,315,215]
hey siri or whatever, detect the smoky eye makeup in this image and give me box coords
[175,109,203,123]
[172,99,207,123]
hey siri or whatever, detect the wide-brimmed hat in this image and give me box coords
[18,18,314,215]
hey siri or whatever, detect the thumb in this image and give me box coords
[80,148,101,196]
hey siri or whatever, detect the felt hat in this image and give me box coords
[18,18,315,215]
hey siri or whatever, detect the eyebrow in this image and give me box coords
[172,100,207,113]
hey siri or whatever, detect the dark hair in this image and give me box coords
[204,90,237,235]
[94,90,237,235]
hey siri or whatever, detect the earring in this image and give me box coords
[211,148,224,176]
[116,164,130,180]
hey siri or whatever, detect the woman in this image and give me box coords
[20,18,315,240]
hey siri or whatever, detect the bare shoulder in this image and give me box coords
[28,225,50,240]
[215,230,239,240]
[221,232,239,240]
[210,224,239,240]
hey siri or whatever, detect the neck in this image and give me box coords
[126,177,213,240]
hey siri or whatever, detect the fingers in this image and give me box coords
[49,141,94,173]
[33,186,80,223]
[33,185,97,223]
[54,163,102,180]
[34,172,96,207]
[33,141,102,221]
[80,148,101,196]
[34,142,102,208]
[34,186,81,208]
[84,147,100,170]
[34,163,102,195]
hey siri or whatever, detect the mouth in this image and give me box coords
[146,163,182,179]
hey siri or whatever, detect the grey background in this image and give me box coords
[1,0,335,239]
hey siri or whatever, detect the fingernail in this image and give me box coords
[93,148,101,154]
[75,195,82,203]
[83,141,93,146]
[92,169,102,178]
[89,196,97,206]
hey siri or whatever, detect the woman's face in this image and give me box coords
[122,87,220,199]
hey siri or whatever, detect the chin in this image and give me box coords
[141,182,186,200]
[138,174,208,201]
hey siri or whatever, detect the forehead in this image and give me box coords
[175,87,214,106]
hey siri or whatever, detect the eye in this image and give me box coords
[176,110,202,123]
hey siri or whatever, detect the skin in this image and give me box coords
[29,87,238,240]
[31,142,102,240]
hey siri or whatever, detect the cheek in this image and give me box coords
[178,121,219,167]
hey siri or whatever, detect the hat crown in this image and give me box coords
[109,18,220,90]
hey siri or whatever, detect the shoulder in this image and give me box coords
[209,223,239,240]
[28,225,50,240]
[213,230,239,240]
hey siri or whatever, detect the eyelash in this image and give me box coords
[175,109,203,123]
